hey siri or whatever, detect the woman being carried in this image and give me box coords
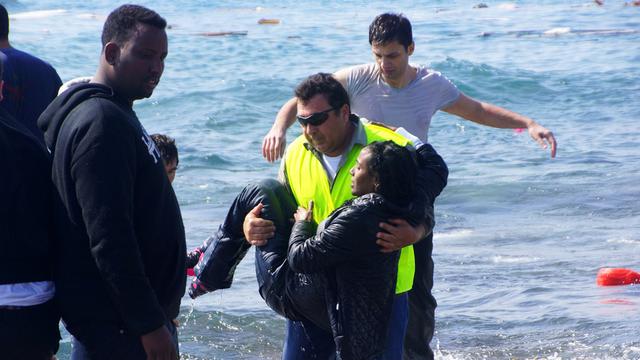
[284,140,421,359]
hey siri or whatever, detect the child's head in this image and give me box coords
[151,133,178,183]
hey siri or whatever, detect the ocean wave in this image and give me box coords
[435,229,473,240]
[491,255,541,264]
[10,9,67,19]
[496,3,518,10]
[430,57,553,103]
[180,153,233,169]
[606,238,640,245]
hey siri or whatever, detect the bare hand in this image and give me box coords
[140,325,178,360]
[243,203,275,246]
[294,201,314,222]
[262,127,286,163]
[376,219,426,253]
[527,122,557,158]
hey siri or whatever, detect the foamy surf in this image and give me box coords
[544,27,572,35]
[496,3,518,10]
[606,238,640,245]
[434,229,473,240]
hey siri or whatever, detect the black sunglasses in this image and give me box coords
[296,107,338,127]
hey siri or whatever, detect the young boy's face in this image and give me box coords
[164,159,178,183]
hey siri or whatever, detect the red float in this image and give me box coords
[596,268,640,286]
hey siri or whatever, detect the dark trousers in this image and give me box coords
[0,299,60,360]
[191,179,299,318]
[282,319,335,360]
[403,233,437,360]
[282,293,409,360]
[70,320,178,360]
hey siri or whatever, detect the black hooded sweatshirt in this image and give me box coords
[38,83,186,337]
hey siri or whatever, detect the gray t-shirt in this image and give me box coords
[345,63,460,142]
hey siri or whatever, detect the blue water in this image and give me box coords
[7,0,640,358]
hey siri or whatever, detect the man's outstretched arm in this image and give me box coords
[444,93,557,158]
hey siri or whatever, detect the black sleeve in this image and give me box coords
[70,106,165,336]
[288,209,364,273]
[416,143,448,203]
[409,143,449,230]
[51,66,62,98]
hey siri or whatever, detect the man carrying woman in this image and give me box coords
[188,73,448,358]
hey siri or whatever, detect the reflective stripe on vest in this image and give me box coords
[284,122,415,293]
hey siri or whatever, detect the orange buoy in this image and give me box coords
[596,268,640,286]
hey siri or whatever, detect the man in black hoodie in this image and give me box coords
[38,5,185,360]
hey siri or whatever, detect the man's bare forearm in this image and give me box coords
[273,97,298,131]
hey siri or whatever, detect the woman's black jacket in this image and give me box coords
[287,193,415,360]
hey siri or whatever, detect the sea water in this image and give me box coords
[7,0,639,358]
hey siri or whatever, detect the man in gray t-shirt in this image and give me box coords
[344,62,460,143]
[261,13,557,360]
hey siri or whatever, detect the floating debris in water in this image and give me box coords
[258,18,280,25]
[478,28,639,38]
[197,31,248,37]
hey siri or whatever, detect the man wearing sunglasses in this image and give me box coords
[262,12,557,360]
[189,72,448,359]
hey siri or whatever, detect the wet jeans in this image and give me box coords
[282,293,408,360]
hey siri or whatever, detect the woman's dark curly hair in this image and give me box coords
[364,141,417,206]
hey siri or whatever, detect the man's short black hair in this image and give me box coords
[151,133,178,165]
[101,4,166,47]
[294,73,350,112]
[369,13,413,50]
[0,5,9,40]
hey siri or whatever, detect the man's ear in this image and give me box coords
[104,42,121,66]
[407,42,415,56]
[340,103,350,119]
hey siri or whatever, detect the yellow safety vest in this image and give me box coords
[284,122,415,293]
